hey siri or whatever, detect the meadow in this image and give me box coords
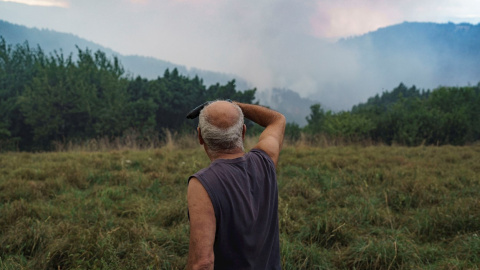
[0,138,479,269]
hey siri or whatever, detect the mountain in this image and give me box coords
[261,22,480,123]
[0,19,252,90]
[0,19,318,124]
[249,21,480,117]
[311,21,480,109]
[2,19,479,125]
[338,22,480,86]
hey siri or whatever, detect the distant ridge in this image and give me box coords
[337,21,480,87]
[2,19,479,125]
[0,19,251,90]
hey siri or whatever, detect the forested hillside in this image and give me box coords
[0,39,255,151]
[3,19,480,117]
[1,38,479,151]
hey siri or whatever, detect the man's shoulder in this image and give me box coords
[189,165,212,184]
[190,159,231,183]
[248,148,275,168]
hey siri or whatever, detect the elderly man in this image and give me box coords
[187,100,286,270]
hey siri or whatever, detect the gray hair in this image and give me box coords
[198,102,244,153]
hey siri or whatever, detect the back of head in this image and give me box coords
[198,101,244,154]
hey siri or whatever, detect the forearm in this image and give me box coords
[234,102,285,128]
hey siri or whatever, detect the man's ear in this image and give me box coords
[242,124,246,140]
[197,127,205,145]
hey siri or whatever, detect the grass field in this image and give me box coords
[1,141,479,269]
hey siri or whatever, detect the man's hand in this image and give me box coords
[235,102,286,167]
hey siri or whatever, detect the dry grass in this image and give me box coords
[1,139,479,269]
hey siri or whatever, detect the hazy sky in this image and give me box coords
[1,0,480,109]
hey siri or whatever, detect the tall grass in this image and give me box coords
[1,138,479,269]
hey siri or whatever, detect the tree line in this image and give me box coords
[0,39,255,151]
[299,83,480,146]
[1,38,479,151]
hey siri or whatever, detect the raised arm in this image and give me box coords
[235,102,286,167]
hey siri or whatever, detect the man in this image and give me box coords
[187,100,286,270]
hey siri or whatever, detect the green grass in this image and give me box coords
[1,144,479,269]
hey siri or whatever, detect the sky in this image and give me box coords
[1,0,480,109]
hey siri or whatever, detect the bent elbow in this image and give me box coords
[278,114,286,129]
[274,113,286,125]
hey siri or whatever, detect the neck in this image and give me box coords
[206,147,245,162]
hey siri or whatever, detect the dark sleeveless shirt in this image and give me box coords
[189,149,281,269]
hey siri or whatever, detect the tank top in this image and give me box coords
[189,148,281,269]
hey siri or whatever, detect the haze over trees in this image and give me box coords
[0,19,252,90]
[0,38,255,151]
[2,19,480,115]
[1,37,479,151]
